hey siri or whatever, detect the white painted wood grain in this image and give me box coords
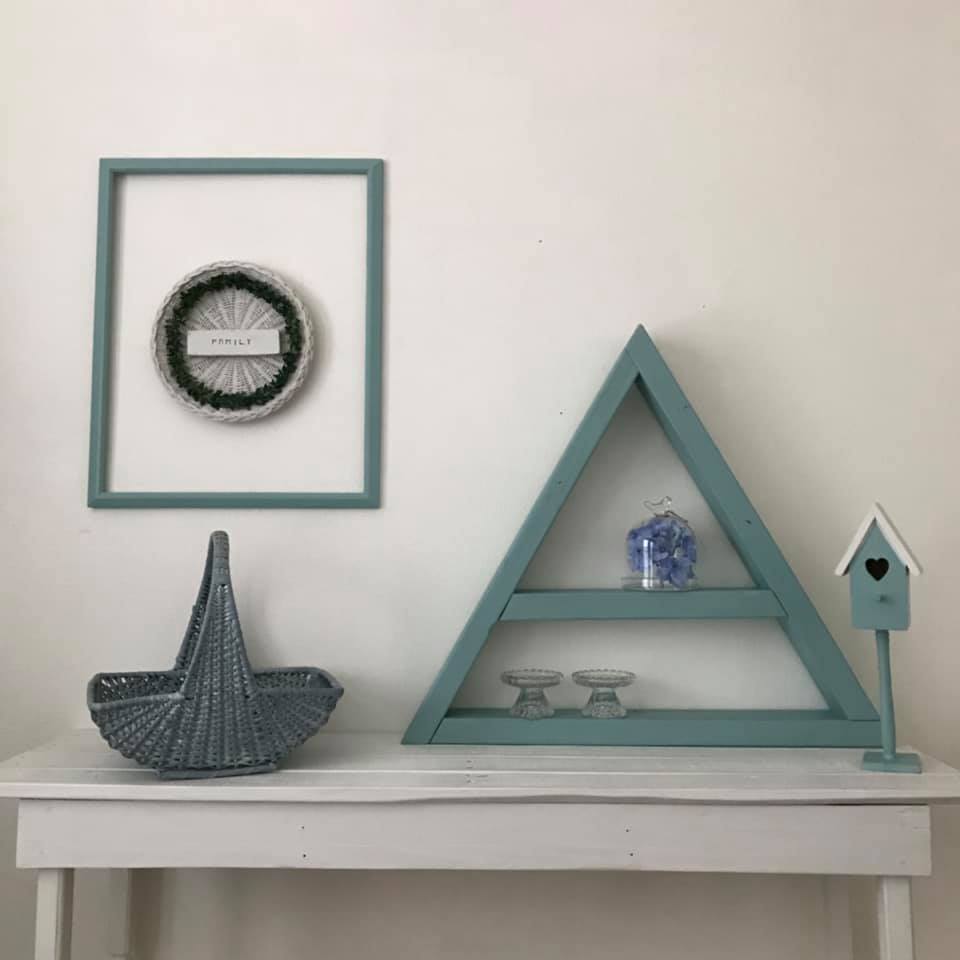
[15,800,931,876]
[878,877,915,960]
[1,732,959,805]
[34,868,73,960]
[6,732,942,960]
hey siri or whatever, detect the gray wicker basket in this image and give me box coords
[88,531,343,779]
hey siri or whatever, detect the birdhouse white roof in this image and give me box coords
[834,502,923,576]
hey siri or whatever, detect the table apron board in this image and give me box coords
[15,799,932,875]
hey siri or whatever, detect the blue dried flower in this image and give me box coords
[625,509,697,587]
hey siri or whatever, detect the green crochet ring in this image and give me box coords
[165,271,304,412]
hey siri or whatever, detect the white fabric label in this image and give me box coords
[186,329,281,356]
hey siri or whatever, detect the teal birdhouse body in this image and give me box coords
[848,522,911,630]
[835,503,922,633]
[836,503,922,774]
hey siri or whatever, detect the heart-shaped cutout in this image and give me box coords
[865,558,889,581]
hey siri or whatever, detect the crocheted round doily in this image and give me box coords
[151,261,314,423]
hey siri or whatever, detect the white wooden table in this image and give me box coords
[2,731,960,960]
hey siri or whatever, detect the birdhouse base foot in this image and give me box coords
[862,750,922,774]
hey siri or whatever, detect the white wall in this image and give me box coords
[2,1,959,958]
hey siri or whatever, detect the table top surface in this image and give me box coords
[2,730,960,805]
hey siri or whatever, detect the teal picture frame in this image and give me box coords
[87,157,384,509]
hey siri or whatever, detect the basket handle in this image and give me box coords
[178,530,259,699]
[208,530,231,586]
[173,530,232,671]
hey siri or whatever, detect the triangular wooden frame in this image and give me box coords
[404,326,880,746]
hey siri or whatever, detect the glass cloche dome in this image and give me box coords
[623,496,698,591]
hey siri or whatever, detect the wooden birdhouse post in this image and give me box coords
[835,503,923,773]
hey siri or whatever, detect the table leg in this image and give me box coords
[34,868,74,960]
[878,876,915,960]
[108,869,132,958]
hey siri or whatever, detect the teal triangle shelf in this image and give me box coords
[403,326,880,747]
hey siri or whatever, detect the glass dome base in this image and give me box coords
[621,574,698,591]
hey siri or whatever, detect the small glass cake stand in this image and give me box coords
[572,669,636,719]
[501,669,564,720]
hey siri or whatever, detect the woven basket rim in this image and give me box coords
[151,260,314,423]
[87,666,343,712]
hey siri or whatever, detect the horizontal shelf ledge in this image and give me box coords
[500,589,785,622]
[437,710,881,748]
